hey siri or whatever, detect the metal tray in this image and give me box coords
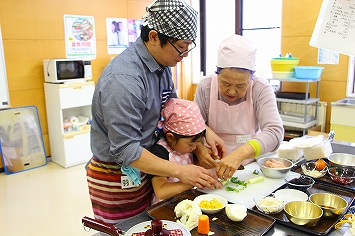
[292,159,355,192]
[251,182,355,236]
[146,189,275,236]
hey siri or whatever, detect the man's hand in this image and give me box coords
[205,126,226,159]
[194,142,218,169]
[176,164,222,190]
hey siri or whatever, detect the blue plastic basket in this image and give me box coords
[294,66,324,80]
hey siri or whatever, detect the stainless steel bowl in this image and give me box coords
[257,157,293,179]
[284,201,323,228]
[309,193,348,218]
[327,153,355,169]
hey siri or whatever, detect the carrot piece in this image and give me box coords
[315,159,327,171]
[198,214,210,234]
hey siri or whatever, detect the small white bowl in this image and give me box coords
[274,189,308,203]
[193,194,227,214]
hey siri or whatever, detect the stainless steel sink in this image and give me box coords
[331,98,355,106]
[331,140,355,155]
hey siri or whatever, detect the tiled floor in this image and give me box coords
[0,161,102,236]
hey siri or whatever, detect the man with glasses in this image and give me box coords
[86,0,224,225]
[194,34,284,180]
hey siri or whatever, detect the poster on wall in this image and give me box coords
[128,19,143,46]
[64,15,96,60]
[106,18,128,54]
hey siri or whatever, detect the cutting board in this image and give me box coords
[200,162,298,209]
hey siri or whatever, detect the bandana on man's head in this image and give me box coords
[143,0,198,41]
[160,98,205,136]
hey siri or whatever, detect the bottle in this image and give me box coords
[144,220,170,236]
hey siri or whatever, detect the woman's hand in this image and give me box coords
[193,142,218,169]
[215,143,255,180]
[204,126,226,159]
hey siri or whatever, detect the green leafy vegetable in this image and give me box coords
[230,177,248,187]
[253,169,259,175]
[226,187,240,193]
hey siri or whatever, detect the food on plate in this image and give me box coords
[197,215,210,234]
[264,159,286,168]
[314,159,327,171]
[225,204,247,221]
[254,195,286,214]
[301,162,327,178]
[174,199,202,230]
[199,198,223,209]
[247,176,264,184]
[328,167,355,185]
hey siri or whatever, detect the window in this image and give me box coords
[241,0,282,79]
[196,0,282,83]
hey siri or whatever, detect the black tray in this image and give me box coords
[292,159,355,192]
[276,92,310,100]
[251,182,355,236]
[146,189,275,236]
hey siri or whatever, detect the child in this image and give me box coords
[150,98,206,204]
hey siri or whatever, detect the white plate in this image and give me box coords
[274,189,308,203]
[125,220,191,236]
[193,194,227,214]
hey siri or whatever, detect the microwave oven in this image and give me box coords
[43,59,92,83]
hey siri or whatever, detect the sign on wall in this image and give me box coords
[64,15,96,60]
[106,18,128,55]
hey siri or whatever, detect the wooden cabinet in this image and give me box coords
[44,81,94,168]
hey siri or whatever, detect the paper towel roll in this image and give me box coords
[69,116,79,126]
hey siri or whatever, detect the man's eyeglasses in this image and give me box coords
[168,40,196,57]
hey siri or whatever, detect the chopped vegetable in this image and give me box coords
[315,159,327,171]
[220,179,230,186]
[226,186,240,193]
[198,215,210,234]
[174,200,202,230]
[247,176,265,184]
[253,169,259,175]
[230,177,248,187]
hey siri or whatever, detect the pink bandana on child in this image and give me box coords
[160,98,205,136]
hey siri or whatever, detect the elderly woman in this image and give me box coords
[194,34,284,180]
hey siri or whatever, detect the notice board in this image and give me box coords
[310,0,355,56]
[0,27,10,109]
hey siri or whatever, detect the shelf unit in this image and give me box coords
[270,78,320,136]
[44,81,95,168]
